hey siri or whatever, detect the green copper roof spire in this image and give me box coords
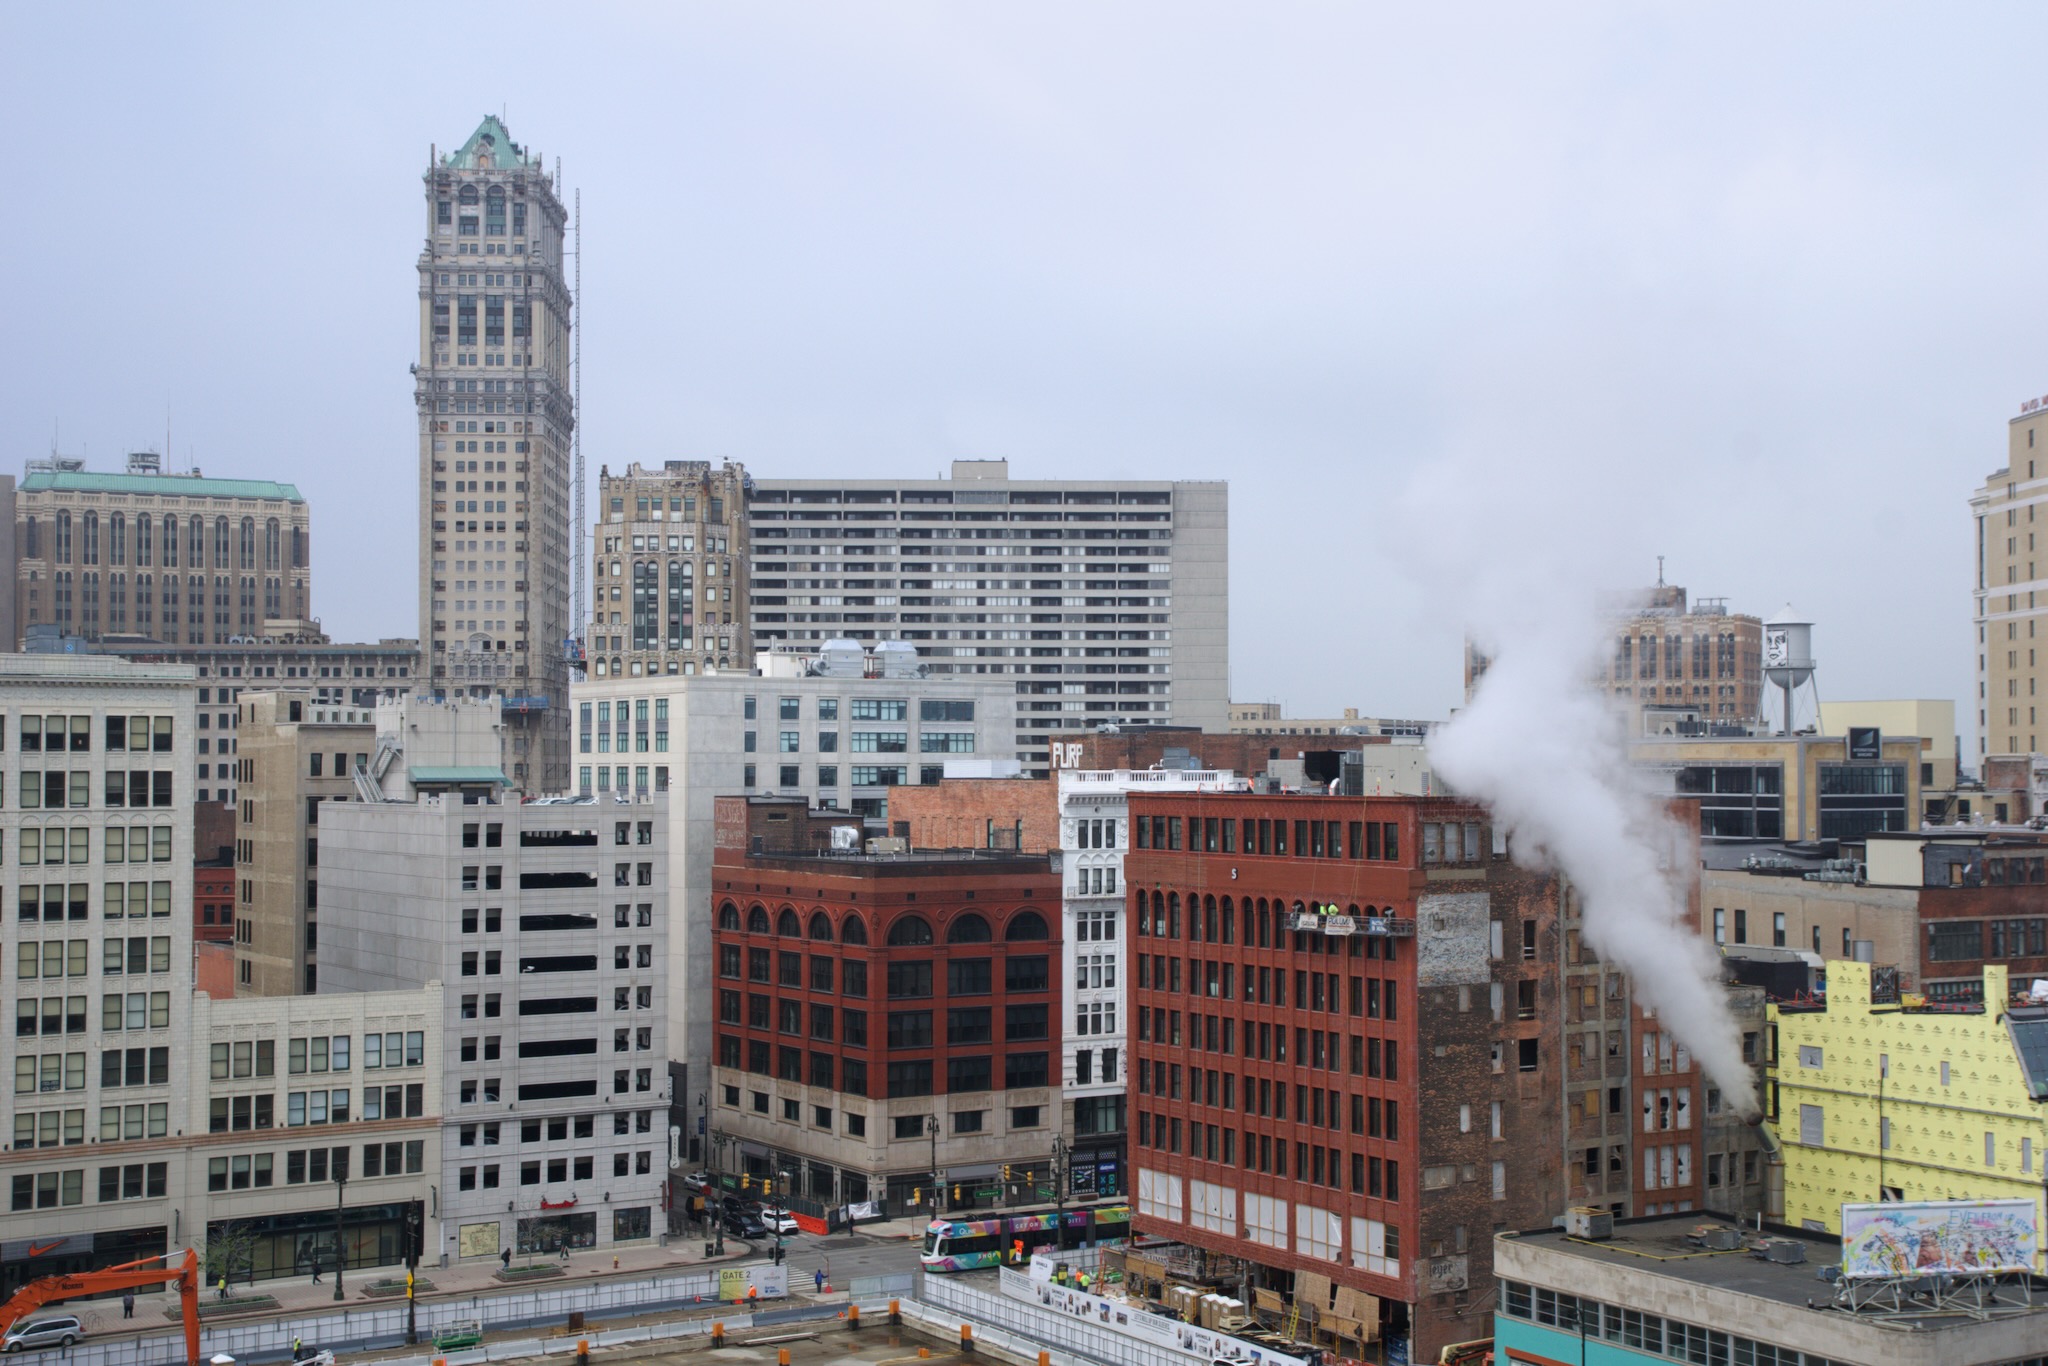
[443,115,534,171]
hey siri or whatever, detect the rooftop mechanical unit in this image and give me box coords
[1564,1207,1613,1240]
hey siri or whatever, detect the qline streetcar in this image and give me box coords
[920,1203,1131,1271]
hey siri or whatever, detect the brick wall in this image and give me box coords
[887,779,1059,852]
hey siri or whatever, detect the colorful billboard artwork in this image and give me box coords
[1840,1199,2039,1279]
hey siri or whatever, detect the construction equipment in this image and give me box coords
[0,1248,201,1366]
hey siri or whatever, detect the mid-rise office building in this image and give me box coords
[1055,767,1243,1201]
[0,984,439,1295]
[576,646,1019,1159]
[709,796,1059,1211]
[748,459,1228,769]
[1226,703,1431,739]
[589,460,751,679]
[1973,397,2048,763]
[1122,791,1590,1364]
[232,691,378,994]
[319,698,669,1259]
[414,116,574,791]
[15,453,310,648]
[0,656,196,1292]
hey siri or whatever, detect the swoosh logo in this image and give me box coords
[27,1241,63,1257]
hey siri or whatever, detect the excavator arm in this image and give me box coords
[0,1248,201,1366]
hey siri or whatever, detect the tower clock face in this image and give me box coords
[1765,631,1787,667]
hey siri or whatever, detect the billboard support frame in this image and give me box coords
[1836,1198,2042,1319]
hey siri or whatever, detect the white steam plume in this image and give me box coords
[1401,430,1758,1115]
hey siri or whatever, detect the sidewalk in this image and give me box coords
[114,1235,756,1333]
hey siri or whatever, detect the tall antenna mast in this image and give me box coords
[572,186,585,663]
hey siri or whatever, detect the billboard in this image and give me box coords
[1840,1199,2039,1279]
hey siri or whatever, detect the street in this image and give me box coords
[743,1225,924,1294]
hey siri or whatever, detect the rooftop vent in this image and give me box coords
[1564,1207,1613,1240]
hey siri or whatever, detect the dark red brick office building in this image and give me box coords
[1124,792,1567,1364]
[709,796,1063,1212]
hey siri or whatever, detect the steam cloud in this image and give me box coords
[1430,622,1759,1114]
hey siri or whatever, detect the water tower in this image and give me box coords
[1764,606,1816,735]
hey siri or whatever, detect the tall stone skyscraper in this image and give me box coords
[414,117,573,790]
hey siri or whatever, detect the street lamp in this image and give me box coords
[331,1150,351,1302]
[405,1202,421,1344]
[1051,1135,1069,1251]
[926,1116,941,1216]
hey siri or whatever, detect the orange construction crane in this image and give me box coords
[0,1247,201,1366]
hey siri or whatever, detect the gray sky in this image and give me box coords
[2,4,2035,741]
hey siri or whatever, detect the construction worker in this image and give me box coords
[293,1338,303,1359]
[1011,1239,1024,1265]
[217,1273,229,1302]
[1077,1270,1090,1292]
[1053,1264,1067,1286]
[745,1284,760,1306]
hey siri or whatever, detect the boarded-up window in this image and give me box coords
[1798,1103,1825,1147]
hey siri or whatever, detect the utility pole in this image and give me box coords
[926,1116,940,1217]
[405,1203,420,1344]
[332,1151,350,1302]
[1051,1135,1069,1251]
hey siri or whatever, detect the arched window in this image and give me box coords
[841,914,868,946]
[53,511,70,564]
[808,912,833,942]
[777,908,801,938]
[81,512,98,565]
[945,913,991,944]
[239,517,255,570]
[290,526,306,568]
[1004,910,1049,941]
[213,517,229,568]
[265,519,281,571]
[746,905,770,934]
[718,902,739,931]
[108,514,125,566]
[886,915,933,947]
[460,185,480,205]
[1167,892,1180,938]
[1220,896,1236,944]
[135,515,151,567]
[161,516,176,568]
[485,186,507,236]
[20,516,37,561]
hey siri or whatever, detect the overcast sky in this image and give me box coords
[2,5,2036,745]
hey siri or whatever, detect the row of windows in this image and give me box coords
[1134,815,1407,861]
[17,992,170,1035]
[210,1083,425,1130]
[1136,1112,1404,1203]
[14,716,176,753]
[458,1109,657,1149]
[718,947,1050,996]
[9,1162,168,1209]
[457,1151,654,1190]
[1132,891,1406,957]
[24,512,300,572]
[17,881,173,920]
[16,936,173,978]
[15,1047,170,1093]
[16,770,176,809]
[718,904,1046,944]
[1137,957,1402,1019]
[719,992,1054,1046]
[458,988,657,1018]
[717,1034,1052,1096]
[14,1102,168,1147]
[1498,1281,1848,1366]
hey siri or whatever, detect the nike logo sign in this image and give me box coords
[27,1241,62,1257]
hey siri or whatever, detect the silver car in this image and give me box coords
[3,1317,83,1352]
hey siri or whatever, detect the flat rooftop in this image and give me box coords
[1508,1212,2047,1328]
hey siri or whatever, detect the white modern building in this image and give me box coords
[1055,766,1237,1199]
[747,460,1230,771]
[317,698,669,1260]
[576,644,1020,1162]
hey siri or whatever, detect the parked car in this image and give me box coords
[722,1208,768,1239]
[757,1207,800,1235]
[4,1317,83,1352]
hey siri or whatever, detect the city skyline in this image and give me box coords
[3,6,2034,738]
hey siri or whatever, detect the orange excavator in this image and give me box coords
[0,1248,202,1366]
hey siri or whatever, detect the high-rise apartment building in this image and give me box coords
[15,454,308,649]
[748,460,1228,771]
[588,460,751,680]
[319,698,670,1257]
[1973,400,2048,762]
[233,691,377,995]
[414,116,573,791]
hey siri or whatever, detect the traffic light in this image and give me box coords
[912,1188,922,1205]
[1002,1165,1011,1182]
[741,1174,752,1191]
[953,1185,962,1202]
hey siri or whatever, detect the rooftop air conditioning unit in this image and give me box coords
[1564,1207,1612,1240]
[1697,1226,1741,1251]
[1763,1239,1807,1264]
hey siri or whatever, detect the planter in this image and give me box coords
[492,1265,566,1283]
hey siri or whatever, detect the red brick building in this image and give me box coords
[710,796,1063,1212]
[886,777,1059,853]
[1123,792,1567,1363]
[195,860,234,945]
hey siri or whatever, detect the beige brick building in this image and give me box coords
[15,454,309,647]
[587,459,751,680]
[414,116,573,791]
[1972,396,2048,761]
[232,691,376,995]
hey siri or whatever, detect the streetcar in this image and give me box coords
[920,1202,1131,1271]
